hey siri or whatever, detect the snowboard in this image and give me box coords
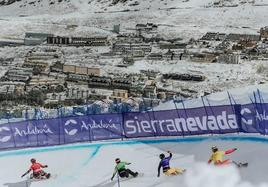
[119,172,144,182]
[232,161,248,168]
[164,168,186,176]
[237,162,248,168]
[27,173,57,182]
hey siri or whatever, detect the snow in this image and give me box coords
[0,1,268,97]
[0,0,268,98]
[0,0,267,121]
[0,0,268,40]
[0,1,268,186]
[0,136,268,187]
[155,82,268,110]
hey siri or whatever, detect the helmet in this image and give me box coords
[159,153,165,159]
[30,158,36,163]
[211,146,218,152]
[115,158,121,163]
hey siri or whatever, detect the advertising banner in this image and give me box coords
[0,103,267,150]
[123,105,239,138]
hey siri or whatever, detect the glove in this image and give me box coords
[234,148,238,151]
[167,151,171,153]
[44,165,48,168]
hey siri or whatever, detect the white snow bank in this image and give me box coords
[184,163,268,187]
[155,83,268,110]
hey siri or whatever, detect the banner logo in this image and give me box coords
[64,119,78,136]
[81,119,119,130]
[125,111,238,135]
[13,124,53,137]
[0,127,12,143]
[241,108,253,125]
[256,110,268,122]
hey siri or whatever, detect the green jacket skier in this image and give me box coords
[111,158,138,180]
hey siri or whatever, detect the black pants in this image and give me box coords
[118,169,136,178]
[32,171,48,179]
[163,166,170,173]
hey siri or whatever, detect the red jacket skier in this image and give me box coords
[21,158,50,179]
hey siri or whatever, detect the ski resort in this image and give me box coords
[0,0,268,186]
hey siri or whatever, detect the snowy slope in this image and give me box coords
[154,83,268,110]
[0,136,268,187]
[0,0,267,40]
[0,0,268,99]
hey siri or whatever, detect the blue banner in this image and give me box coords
[123,105,239,138]
[0,103,268,150]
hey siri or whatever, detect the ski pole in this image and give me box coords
[117,173,121,187]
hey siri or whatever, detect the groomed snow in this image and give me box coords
[0,136,268,187]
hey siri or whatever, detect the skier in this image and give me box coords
[21,158,50,180]
[111,158,138,181]
[208,146,247,167]
[157,151,185,177]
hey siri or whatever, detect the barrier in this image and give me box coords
[0,103,267,150]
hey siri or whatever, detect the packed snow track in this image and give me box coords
[0,136,268,187]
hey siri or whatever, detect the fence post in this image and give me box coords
[257,89,266,135]
[249,91,262,134]
[88,114,92,143]
[6,110,10,123]
[9,121,16,148]
[150,99,158,137]
[227,91,241,134]
[205,96,222,135]
[121,112,124,141]
[257,90,267,135]
[173,97,185,137]
[142,97,157,137]
[25,108,29,121]
[201,96,212,136]
[234,104,243,133]
[58,107,63,145]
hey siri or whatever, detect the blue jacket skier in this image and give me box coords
[157,151,185,177]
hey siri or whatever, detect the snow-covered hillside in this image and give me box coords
[0,0,268,100]
[0,0,267,39]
